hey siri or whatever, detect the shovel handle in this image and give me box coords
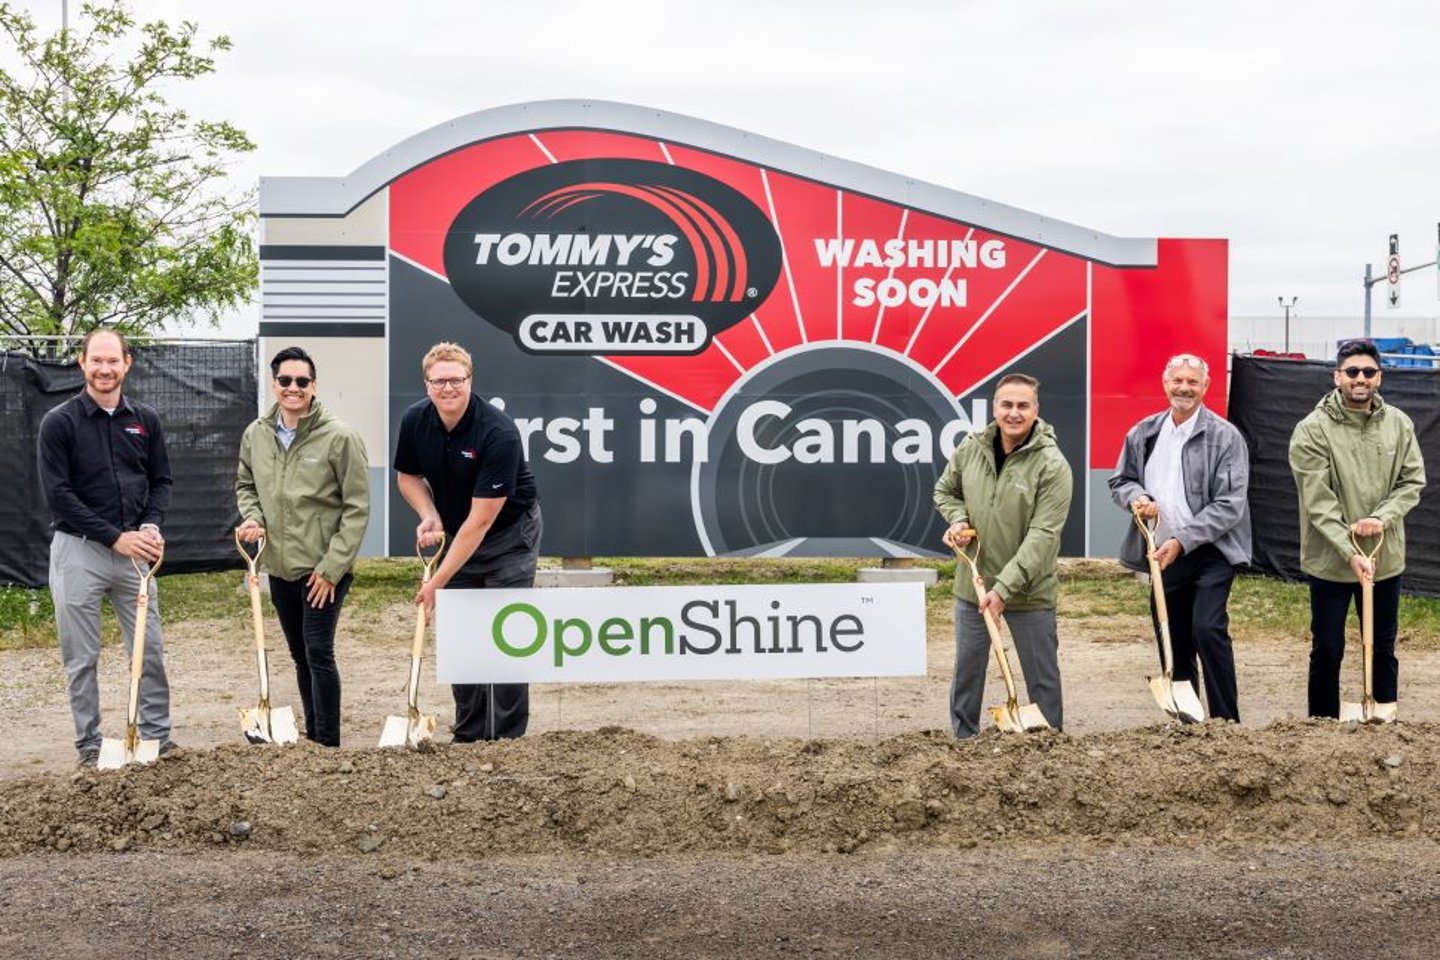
[406,533,447,710]
[1132,506,1181,677]
[124,547,163,733]
[949,530,1022,709]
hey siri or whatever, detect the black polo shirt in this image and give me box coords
[37,391,173,546]
[393,394,538,551]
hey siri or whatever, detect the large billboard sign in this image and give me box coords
[258,101,1228,559]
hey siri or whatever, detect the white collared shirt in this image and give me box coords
[275,412,297,451]
[1144,410,1200,544]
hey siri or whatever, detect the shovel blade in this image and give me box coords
[1148,675,1205,724]
[379,713,437,749]
[988,702,1049,734]
[988,703,1025,734]
[1340,699,1398,724]
[1016,702,1052,731]
[240,704,301,745]
[97,735,160,770]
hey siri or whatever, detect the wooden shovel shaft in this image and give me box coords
[980,602,1022,708]
[1362,576,1374,708]
[1146,553,1178,678]
[248,575,271,704]
[125,590,149,733]
[407,604,426,712]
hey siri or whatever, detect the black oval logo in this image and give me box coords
[442,159,782,355]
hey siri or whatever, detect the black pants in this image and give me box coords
[269,572,352,747]
[1147,544,1240,721]
[1307,574,1400,718]
[448,505,541,742]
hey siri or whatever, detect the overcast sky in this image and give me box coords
[30,1,1440,336]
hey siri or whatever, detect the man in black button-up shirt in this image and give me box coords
[37,329,174,766]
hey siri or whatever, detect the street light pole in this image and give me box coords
[1279,296,1298,353]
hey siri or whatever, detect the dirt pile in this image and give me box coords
[1,720,1433,860]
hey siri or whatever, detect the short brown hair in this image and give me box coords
[80,328,129,359]
[995,373,1039,394]
[421,341,473,378]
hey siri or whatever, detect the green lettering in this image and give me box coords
[493,602,546,658]
[555,617,593,667]
[598,617,633,656]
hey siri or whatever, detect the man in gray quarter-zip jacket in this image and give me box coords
[1109,353,1251,722]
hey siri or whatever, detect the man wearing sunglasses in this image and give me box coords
[394,341,542,742]
[235,346,371,746]
[1288,340,1426,718]
[1108,353,1251,722]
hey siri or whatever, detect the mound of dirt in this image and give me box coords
[1,720,1432,860]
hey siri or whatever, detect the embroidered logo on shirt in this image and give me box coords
[491,482,504,489]
[124,424,145,437]
[460,449,477,460]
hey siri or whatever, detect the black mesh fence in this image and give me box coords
[1229,354,1440,598]
[0,341,258,587]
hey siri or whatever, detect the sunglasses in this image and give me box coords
[275,375,313,388]
[1340,366,1379,380]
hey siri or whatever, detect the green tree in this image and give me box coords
[0,1,256,354]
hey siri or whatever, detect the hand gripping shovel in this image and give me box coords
[1340,530,1397,724]
[235,531,299,745]
[379,534,445,748]
[1132,504,1206,724]
[950,529,1050,733]
[98,547,165,770]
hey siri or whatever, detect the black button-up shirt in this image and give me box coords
[38,391,173,546]
[394,394,537,555]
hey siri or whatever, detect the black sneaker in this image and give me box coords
[77,748,99,769]
[158,739,179,758]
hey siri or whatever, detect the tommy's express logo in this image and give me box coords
[490,598,866,667]
[443,159,782,355]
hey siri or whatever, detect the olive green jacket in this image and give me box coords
[932,419,1073,609]
[236,399,371,583]
[1288,390,1425,582]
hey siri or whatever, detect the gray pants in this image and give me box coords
[49,531,171,753]
[950,600,1062,738]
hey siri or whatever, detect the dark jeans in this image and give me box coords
[448,504,541,742]
[269,572,352,747]
[1307,574,1400,718]
[1147,544,1240,721]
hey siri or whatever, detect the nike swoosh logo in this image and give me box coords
[491,483,503,489]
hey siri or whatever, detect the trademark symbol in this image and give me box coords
[860,596,873,604]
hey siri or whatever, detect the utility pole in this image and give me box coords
[1278,296,1298,353]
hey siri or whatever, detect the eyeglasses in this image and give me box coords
[425,376,470,390]
[1340,366,1380,380]
[275,375,313,388]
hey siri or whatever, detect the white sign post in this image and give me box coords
[436,582,927,683]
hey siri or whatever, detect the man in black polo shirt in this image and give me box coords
[38,328,175,767]
[394,341,542,741]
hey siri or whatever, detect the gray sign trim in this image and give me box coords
[259,100,1158,267]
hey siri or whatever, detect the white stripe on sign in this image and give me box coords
[435,582,926,684]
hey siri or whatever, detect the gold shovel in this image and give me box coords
[98,546,165,770]
[1132,504,1207,724]
[379,534,445,748]
[1340,530,1397,724]
[950,529,1050,733]
[235,530,299,745]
